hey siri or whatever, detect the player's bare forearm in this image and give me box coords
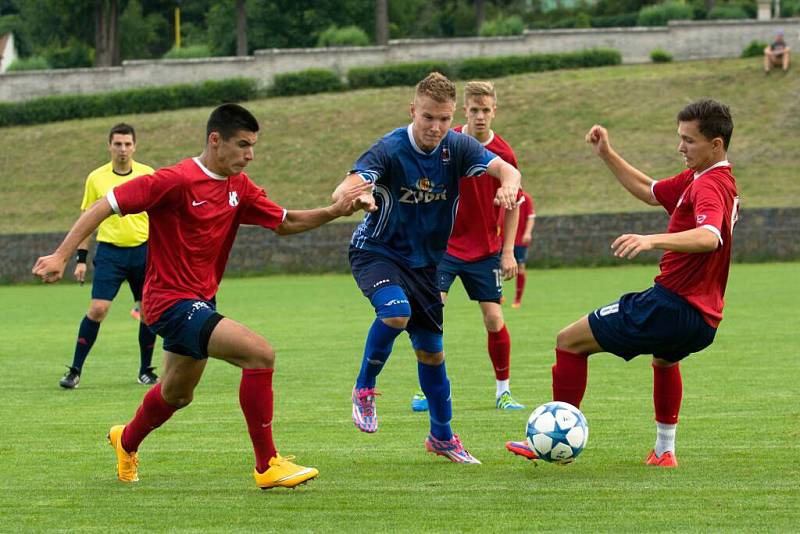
[502,206,519,254]
[279,181,374,235]
[611,227,719,259]
[275,207,340,235]
[332,173,366,202]
[488,159,521,210]
[600,149,659,206]
[33,198,113,282]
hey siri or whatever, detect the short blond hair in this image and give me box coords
[415,72,457,103]
[463,81,496,105]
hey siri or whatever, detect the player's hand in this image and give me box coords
[500,251,518,280]
[585,125,611,157]
[522,234,532,246]
[611,233,653,259]
[32,253,68,284]
[332,181,375,216]
[494,184,519,211]
[74,263,87,285]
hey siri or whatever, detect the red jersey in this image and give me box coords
[446,126,519,262]
[652,162,738,328]
[514,190,536,246]
[108,157,286,324]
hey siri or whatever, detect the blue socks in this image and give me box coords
[138,322,157,375]
[71,316,100,372]
[355,319,403,389]
[418,361,453,441]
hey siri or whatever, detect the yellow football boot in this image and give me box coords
[253,455,318,489]
[107,425,139,482]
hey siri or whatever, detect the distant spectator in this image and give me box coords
[764,30,791,74]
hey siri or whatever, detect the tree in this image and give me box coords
[94,0,120,67]
[475,0,485,30]
[236,0,247,55]
[375,0,389,45]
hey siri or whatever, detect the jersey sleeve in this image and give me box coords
[80,174,98,211]
[351,139,388,183]
[524,192,536,217]
[107,167,181,215]
[689,178,728,244]
[459,135,498,179]
[239,178,287,230]
[652,171,692,214]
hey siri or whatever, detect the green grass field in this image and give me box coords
[1,57,798,233]
[1,264,798,532]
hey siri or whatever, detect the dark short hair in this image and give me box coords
[677,99,733,150]
[206,103,259,141]
[108,123,136,144]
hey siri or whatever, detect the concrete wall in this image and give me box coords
[1,19,797,102]
[4,207,798,284]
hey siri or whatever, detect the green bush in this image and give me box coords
[650,48,673,63]
[317,25,371,47]
[0,78,258,127]
[741,40,768,58]
[268,69,345,97]
[456,48,621,79]
[637,1,694,26]
[348,61,455,89]
[42,38,94,69]
[590,13,639,28]
[707,5,749,19]
[478,15,526,37]
[6,56,51,72]
[162,44,213,59]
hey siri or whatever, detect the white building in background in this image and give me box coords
[0,33,18,73]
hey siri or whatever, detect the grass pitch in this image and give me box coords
[1,263,798,532]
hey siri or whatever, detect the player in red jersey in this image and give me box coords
[411,81,525,412]
[505,99,739,467]
[33,104,373,489]
[511,189,536,308]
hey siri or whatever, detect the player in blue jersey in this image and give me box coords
[332,72,521,464]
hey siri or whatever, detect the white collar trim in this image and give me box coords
[407,124,442,155]
[693,160,730,180]
[193,157,227,180]
[461,125,494,146]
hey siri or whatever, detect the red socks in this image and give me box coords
[487,326,511,381]
[551,348,588,408]
[239,368,277,473]
[121,383,178,452]
[515,272,526,304]
[653,363,682,424]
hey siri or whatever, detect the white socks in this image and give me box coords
[654,422,677,456]
[496,379,510,398]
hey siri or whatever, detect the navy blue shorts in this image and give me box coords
[437,252,502,302]
[587,284,717,362]
[150,299,224,360]
[513,245,528,264]
[91,242,147,301]
[349,249,443,335]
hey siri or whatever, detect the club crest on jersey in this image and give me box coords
[696,214,707,224]
[229,191,239,207]
[400,178,447,204]
[441,146,450,163]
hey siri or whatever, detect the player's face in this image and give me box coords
[410,95,455,151]
[108,134,135,165]
[464,96,496,136]
[677,120,721,171]
[214,130,257,175]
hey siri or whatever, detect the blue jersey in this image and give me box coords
[350,125,498,268]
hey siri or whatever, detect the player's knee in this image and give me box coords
[246,343,276,369]
[415,349,444,366]
[161,388,193,409]
[483,312,504,332]
[381,316,409,329]
[555,327,577,352]
[652,357,677,368]
[371,285,411,326]
[410,330,443,358]
[87,303,110,322]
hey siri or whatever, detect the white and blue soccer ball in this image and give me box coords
[526,401,588,464]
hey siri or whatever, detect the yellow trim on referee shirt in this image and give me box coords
[81,160,154,247]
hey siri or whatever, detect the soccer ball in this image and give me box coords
[526,401,588,464]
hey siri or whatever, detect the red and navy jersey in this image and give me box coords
[446,126,519,262]
[514,190,536,246]
[652,162,738,328]
[108,157,286,324]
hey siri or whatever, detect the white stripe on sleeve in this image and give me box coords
[106,190,121,215]
[700,224,723,245]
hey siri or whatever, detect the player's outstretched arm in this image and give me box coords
[32,198,114,283]
[487,159,521,210]
[277,181,375,235]
[500,205,519,280]
[585,125,659,206]
[611,227,719,259]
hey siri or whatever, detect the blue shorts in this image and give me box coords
[437,252,502,302]
[513,245,528,264]
[587,284,717,362]
[349,249,443,335]
[149,299,224,360]
[91,242,147,302]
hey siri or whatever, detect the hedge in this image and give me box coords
[0,78,258,127]
[348,61,456,89]
[456,48,621,79]
[268,69,345,97]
